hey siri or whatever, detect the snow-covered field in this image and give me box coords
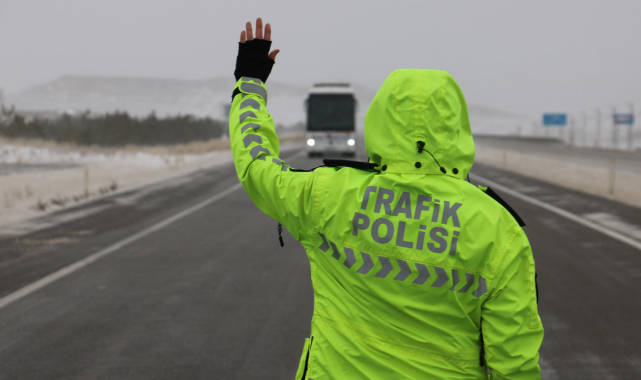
[0,139,236,234]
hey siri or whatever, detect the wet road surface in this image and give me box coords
[0,145,640,379]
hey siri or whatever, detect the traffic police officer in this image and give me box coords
[230,18,544,380]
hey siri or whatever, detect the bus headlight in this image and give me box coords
[307,139,316,147]
[347,139,356,146]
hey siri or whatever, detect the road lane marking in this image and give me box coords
[0,204,111,237]
[0,149,307,311]
[582,212,641,240]
[0,147,308,310]
[289,149,307,160]
[473,174,641,251]
[0,182,243,310]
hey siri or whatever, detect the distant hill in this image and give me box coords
[8,76,305,126]
[6,75,530,133]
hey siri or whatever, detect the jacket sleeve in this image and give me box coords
[229,77,317,241]
[482,228,544,380]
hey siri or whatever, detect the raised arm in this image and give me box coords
[230,18,319,242]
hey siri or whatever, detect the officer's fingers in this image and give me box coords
[256,18,263,39]
[245,22,254,40]
[240,31,246,43]
[268,49,280,61]
[264,23,271,41]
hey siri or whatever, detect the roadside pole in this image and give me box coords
[581,111,587,147]
[613,107,635,151]
[609,158,616,195]
[84,166,89,198]
[612,106,618,149]
[595,108,601,148]
[543,113,567,142]
[629,103,635,151]
[569,116,575,146]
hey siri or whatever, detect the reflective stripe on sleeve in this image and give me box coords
[240,76,263,85]
[240,110,257,123]
[240,98,261,111]
[240,79,268,104]
[270,158,289,171]
[250,145,270,160]
[241,123,261,134]
[243,134,262,148]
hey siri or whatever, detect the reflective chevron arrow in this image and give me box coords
[459,273,475,293]
[473,276,488,298]
[449,269,460,291]
[375,256,393,278]
[315,233,485,299]
[242,134,262,148]
[318,233,330,252]
[413,264,431,285]
[329,242,341,260]
[432,266,449,287]
[239,110,257,123]
[357,252,374,274]
[394,260,411,281]
[343,248,356,269]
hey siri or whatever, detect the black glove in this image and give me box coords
[234,39,275,83]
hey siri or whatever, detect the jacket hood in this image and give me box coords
[365,69,475,179]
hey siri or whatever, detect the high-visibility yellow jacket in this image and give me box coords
[229,69,543,380]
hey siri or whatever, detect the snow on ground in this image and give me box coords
[0,141,234,233]
[0,143,208,167]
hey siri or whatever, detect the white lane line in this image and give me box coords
[288,149,307,161]
[473,174,641,251]
[0,182,243,310]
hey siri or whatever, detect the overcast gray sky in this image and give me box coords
[1,0,639,118]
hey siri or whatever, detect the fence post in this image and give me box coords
[569,117,575,146]
[84,166,89,198]
[595,108,601,148]
[609,158,616,195]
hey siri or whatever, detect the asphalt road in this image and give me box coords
[0,144,640,379]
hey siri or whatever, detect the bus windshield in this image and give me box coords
[307,94,355,131]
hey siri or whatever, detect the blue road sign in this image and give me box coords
[614,113,634,125]
[543,113,567,126]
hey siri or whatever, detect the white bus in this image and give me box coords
[305,83,357,157]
